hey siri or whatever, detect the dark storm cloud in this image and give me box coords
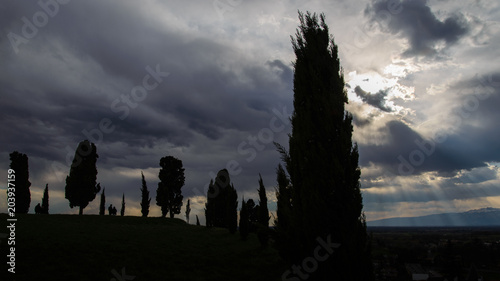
[365,0,469,57]
[354,85,393,112]
[359,71,500,180]
[0,0,296,215]
[359,120,485,178]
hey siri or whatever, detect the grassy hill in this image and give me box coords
[0,214,287,281]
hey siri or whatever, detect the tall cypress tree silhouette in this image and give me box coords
[9,151,31,214]
[99,187,106,216]
[257,174,269,247]
[120,193,125,216]
[275,11,373,280]
[185,199,191,224]
[41,184,49,214]
[239,198,249,240]
[140,171,151,217]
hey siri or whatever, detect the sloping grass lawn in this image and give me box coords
[0,214,287,280]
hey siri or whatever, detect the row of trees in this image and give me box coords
[8,144,187,218]
[239,174,269,246]
[8,147,268,226]
[64,142,187,217]
[9,11,374,279]
[204,169,270,246]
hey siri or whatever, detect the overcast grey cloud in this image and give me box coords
[1,0,499,222]
[365,0,470,58]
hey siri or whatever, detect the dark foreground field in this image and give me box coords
[0,214,287,281]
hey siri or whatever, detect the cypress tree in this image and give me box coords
[274,163,293,257]
[204,169,238,232]
[99,187,106,216]
[257,174,269,247]
[239,198,249,240]
[205,179,215,227]
[120,193,125,216]
[156,156,185,218]
[9,151,31,214]
[185,199,191,224]
[41,184,49,214]
[140,171,151,217]
[246,199,258,232]
[65,140,101,215]
[226,184,238,234]
[275,11,373,280]
[196,215,201,226]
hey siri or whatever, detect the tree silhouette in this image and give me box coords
[156,156,185,218]
[246,199,258,232]
[108,204,116,216]
[205,179,215,227]
[239,198,249,240]
[34,203,43,214]
[120,193,125,216]
[99,187,106,216]
[275,11,373,280]
[185,199,191,224]
[257,174,269,247]
[226,184,238,234]
[9,151,31,214]
[196,215,200,226]
[41,184,49,214]
[205,169,238,232]
[274,163,292,256]
[140,171,151,217]
[64,140,101,215]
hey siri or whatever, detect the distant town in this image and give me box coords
[370,226,500,281]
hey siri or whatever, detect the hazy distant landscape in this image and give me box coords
[368,207,500,227]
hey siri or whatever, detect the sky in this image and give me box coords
[1,0,499,223]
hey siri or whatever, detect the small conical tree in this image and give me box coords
[120,193,125,216]
[239,198,249,240]
[185,199,191,224]
[99,187,106,216]
[9,151,31,214]
[41,184,49,214]
[257,174,269,247]
[140,171,151,217]
[196,215,200,226]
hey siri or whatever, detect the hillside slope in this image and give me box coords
[0,214,286,281]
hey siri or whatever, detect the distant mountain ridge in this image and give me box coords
[367,207,500,227]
